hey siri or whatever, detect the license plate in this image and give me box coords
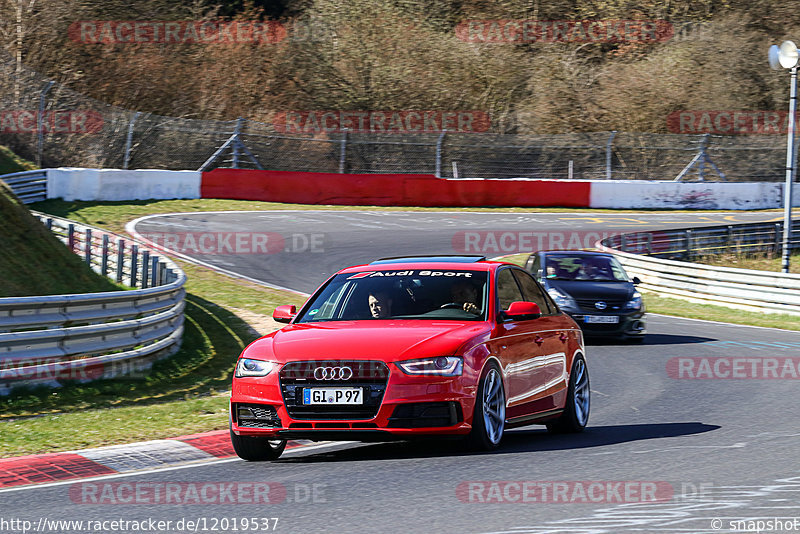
[303,388,363,405]
[585,315,619,324]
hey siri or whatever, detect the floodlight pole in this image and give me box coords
[781,66,797,273]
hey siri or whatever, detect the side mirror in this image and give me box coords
[503,301,541,321]
[632,276,641,285]
[273,305,297,323]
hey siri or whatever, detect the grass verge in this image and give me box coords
[0,262,305,457]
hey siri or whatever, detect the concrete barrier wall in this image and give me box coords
[47,168,201,201]
[589,180,800,210]
[200,169,592,207]
[32,167,800,209]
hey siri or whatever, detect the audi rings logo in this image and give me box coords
[314,366,353,380]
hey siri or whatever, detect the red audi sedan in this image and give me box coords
[230,256,589,460]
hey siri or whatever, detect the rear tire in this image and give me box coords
[466,362,506,451]
[547,355,590,434]
[230,424,287,461]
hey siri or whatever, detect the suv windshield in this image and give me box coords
[544,255,630,282]
[296,270,488,323]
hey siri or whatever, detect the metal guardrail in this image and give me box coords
[0,212,186,394]
[599,220,800,315]
[1,169,47,204]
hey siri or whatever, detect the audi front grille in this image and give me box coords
[279,360,390,420]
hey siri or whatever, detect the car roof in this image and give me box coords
[340,255,512,273]
[537,250,614,257]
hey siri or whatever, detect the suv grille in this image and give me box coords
[279,361,390,420]
[575,299,625,312]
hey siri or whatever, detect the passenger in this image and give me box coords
[450,280,481,315]
[368,291,392,318]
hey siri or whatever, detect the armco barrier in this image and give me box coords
[599,221,800,315]
[0,213,186,394]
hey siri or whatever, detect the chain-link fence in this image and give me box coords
[0,54,795,181]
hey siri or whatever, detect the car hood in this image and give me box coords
[547,280,635,301]
[242,320,490,362]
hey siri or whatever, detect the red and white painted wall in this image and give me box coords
[41,167,800,210]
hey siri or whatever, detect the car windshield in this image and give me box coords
[544,255,630,282]
[295,269,488,322]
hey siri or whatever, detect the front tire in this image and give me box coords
[467,362,506,450]
[547,355,590,433]
[230,424,287,461]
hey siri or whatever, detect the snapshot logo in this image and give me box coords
[273,111,491,134]
[69,482,326,504]
[667,110,800,135]
[456,481,674,503]
[0,111,103,134]
[455,20,673,43]
[667,357,800,379]
[139,232,325,255]
[453,231,622,254]
[69,21,287,45]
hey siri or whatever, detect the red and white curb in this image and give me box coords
[0,430,309,489]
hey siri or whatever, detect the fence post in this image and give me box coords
[775,222,783,255]
[101,234,109,277]
[685,229,693,260]
[150,256,160,286]
[116,238,125,283]
[45,217,53,231]
[435,130,447,178]
[84,228,92,264]
[338,128,348,173]
[232,117,244,169]
[141,250,150,288]
[698,134,709,181]
[131,245,139,287]
[123,111,141,169]
[68,223,75,252]
[36,81,55,167]
[606,130,616,180]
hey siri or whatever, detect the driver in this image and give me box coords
[368,291,392,318]
[449,280,480,315]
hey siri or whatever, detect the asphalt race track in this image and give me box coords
[4,210,798,534]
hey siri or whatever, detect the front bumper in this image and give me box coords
[565,309,646,338]
[231,361,476,440]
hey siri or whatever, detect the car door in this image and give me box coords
[511,269,570,409]
[489,267,561,418]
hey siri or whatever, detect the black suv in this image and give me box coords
[525,251,645,342]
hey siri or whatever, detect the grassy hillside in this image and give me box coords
[0,145,36,175]
[0,180,120,297]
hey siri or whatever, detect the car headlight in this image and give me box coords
[396,356,463,376]
[547,287,577,309]
[235,358,275,378]
[625,292,643,310]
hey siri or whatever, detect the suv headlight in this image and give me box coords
[547,287,577,309]
[235,358,275,378]
[625,292,642,310]
[397,356,463,376]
